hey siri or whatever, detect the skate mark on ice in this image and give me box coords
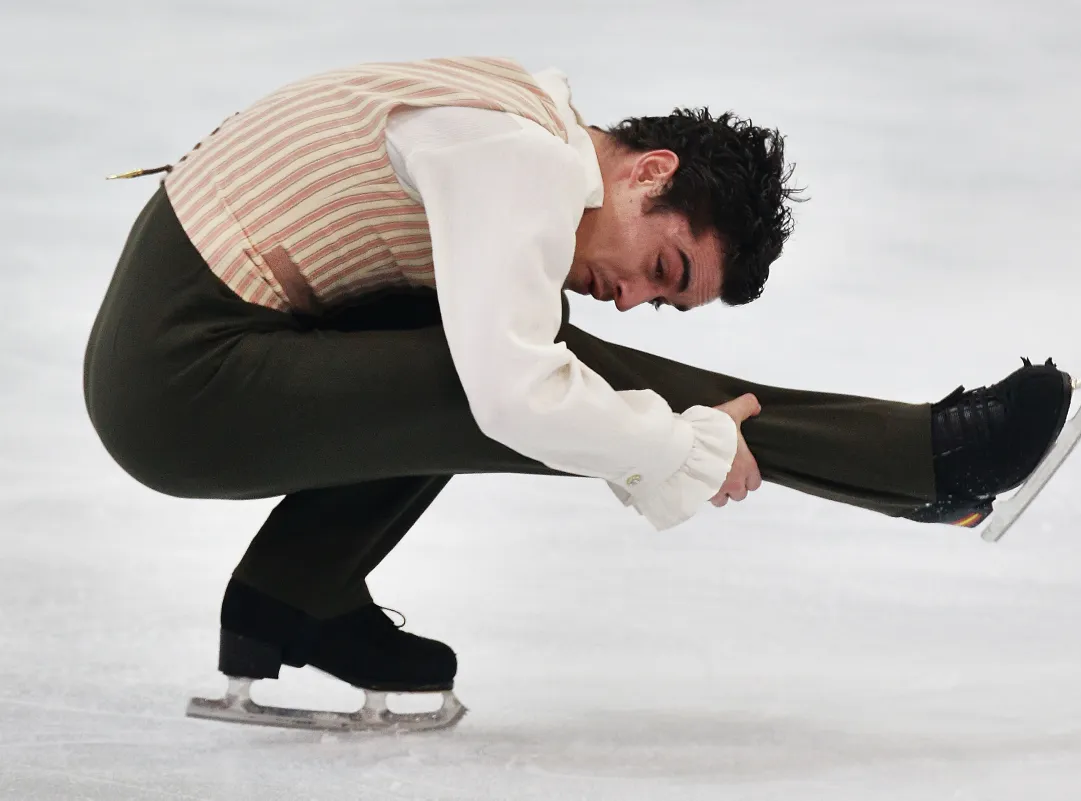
[3,761,208,801]
[0,694,183,724]
[472,712,1081,782]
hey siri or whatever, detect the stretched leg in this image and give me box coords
[555,325,936,514]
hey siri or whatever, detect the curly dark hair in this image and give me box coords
[605,108,803,306]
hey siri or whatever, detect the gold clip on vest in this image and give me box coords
[106,165,173,180]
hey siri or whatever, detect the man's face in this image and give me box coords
[567,149,724,312]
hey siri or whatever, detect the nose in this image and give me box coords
[614,277,655,312]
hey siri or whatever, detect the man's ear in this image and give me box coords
[632,149,679,196]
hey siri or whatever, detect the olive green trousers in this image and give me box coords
[83,187,935,618]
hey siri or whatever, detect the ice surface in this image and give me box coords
[2,1,1080,799]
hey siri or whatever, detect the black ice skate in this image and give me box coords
[904,358,1080,541]
[186,580,465,733]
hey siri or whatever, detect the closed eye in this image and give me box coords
[649,256,666,309]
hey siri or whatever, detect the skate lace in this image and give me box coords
[935,385,1007,456]
[379,606,407,629]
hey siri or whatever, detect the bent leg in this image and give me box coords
[233,476,451,618]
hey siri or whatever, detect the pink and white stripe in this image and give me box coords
[164,57,567,312]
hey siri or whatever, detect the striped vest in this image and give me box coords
[163,57,568,313]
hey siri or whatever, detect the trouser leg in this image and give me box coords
[232,476,451,618]
[554,325,936,513]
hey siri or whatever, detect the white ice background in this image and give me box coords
[2,1,1080,799]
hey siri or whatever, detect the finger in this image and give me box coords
[722,393,762,424]
[711,494,729,507]
[728,487,748,502]
[748,471,763,492]
[742,393,762,417]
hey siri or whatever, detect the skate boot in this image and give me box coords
[186,580,465,733]
[904,358,1076,529]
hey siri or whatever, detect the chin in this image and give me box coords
[565,264,589,295]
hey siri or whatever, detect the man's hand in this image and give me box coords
[711,394,762,507]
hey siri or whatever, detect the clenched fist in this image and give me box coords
[711,394,762,507]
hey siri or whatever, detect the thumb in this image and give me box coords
[721,393,762,424]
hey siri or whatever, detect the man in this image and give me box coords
[84,57,1072,729]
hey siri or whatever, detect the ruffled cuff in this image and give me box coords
[607,405,739,530]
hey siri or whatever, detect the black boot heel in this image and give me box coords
[218,630,284,679]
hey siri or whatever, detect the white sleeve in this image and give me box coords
[393,108,739,530]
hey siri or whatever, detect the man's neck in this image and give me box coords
[586,127,614,172]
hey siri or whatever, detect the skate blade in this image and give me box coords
[982,379,1081,543]
[185,677,467,733]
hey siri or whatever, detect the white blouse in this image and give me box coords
[383,69,738,530]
